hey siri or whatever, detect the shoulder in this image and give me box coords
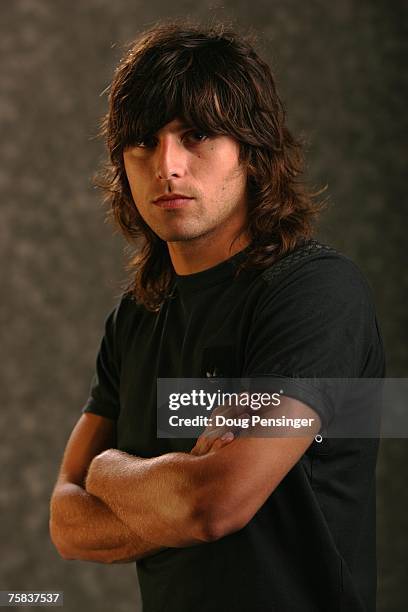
[243,241,384,378]
[256,240,375,314]
[103,290,147,347]
[115,290,144,318]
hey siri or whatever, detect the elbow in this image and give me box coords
[49,530,75,561]
[194,521,226,543]
[54,545,76,562]
[49,516,75,561]
[197,514,249,543]
[49,500,63,554]
[191,499,250,543]
[49,496,77,561]
[187,478,253,543]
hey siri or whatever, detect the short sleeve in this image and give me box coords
[81,302,122,421]
[242,256,381,430]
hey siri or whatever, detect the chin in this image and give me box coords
[154,224,210,243]
[157,231,202,242]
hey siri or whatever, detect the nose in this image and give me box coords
[155,136,187,180]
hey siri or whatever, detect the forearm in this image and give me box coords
[49,481,166,563]
[85,450,208,547]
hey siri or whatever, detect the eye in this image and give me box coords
[183,130,209,144]
[135,136,157,149]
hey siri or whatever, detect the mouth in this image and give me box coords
[153,197,194,209]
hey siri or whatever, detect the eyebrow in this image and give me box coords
[175,119,192,129]
[157,119,195,135]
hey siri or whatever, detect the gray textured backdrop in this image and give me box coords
[1,1,407,611]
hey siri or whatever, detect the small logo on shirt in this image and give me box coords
[201,345,234,378]
[206,367,222,378]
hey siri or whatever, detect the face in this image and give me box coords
[123,118,248,244]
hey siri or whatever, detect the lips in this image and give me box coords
[153,195,194,209]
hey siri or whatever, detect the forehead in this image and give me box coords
[155,117,195,135]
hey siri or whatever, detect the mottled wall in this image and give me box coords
[1,1,407,611]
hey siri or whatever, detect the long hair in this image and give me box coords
[96,20,327,311]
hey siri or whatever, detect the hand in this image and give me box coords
[190,403,250,457]
[190,428,235,457]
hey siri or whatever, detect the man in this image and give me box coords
[49,21,385,612]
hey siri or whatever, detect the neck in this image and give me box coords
[167,230,251,275]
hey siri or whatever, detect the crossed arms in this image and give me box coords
[49,398,320,564]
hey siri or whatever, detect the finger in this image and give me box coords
[191,429,218,456]
[206,429,235,452]
[191,409,251,456]
[210,431,235,452]
[192,430,234,456]
[191,426,232,455]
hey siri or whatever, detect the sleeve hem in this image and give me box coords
[81,400,119,421]
[244,374,334,433]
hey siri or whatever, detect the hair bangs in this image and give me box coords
[113,46,257,155]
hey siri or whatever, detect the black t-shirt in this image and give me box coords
[82,239,385,612]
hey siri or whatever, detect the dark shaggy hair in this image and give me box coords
[96,20,327,311]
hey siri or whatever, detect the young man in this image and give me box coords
[49,22,385,612]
